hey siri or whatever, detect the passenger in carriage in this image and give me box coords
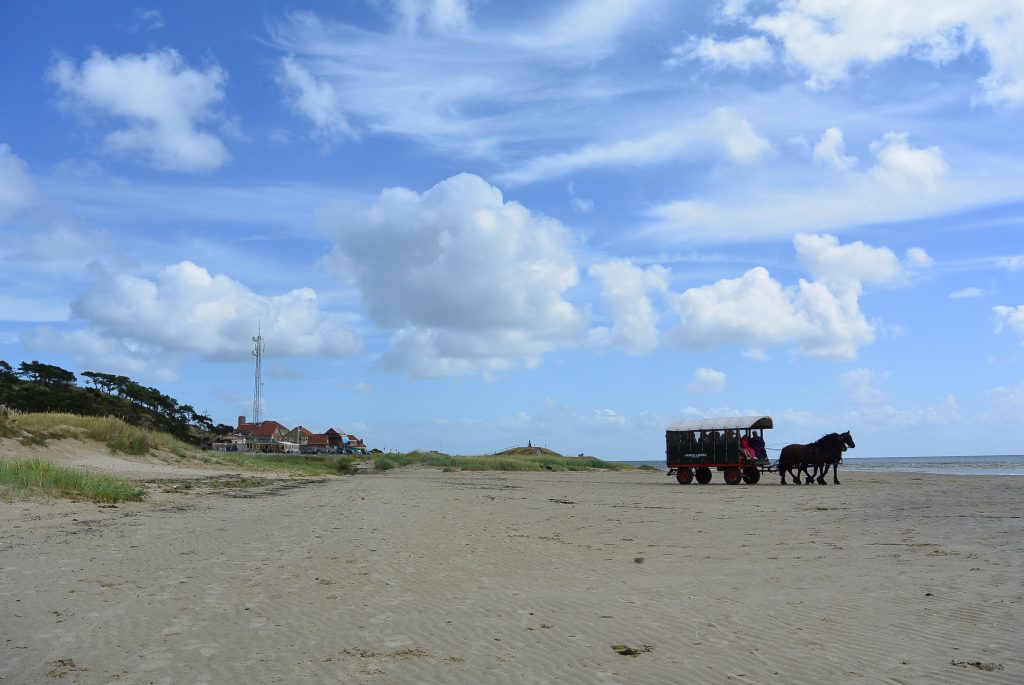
[750,431,767,460]
[739,434,757,460]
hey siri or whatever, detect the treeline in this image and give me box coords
[0,360,233,445]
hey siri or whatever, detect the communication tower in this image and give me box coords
[251,325,265,424]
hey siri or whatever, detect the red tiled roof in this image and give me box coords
[251,421,287,437]
[307,434,329,446]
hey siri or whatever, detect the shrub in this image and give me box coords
[375,457,395,471]
[336,455,358,474]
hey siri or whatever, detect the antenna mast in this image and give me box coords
[251,323,265,424]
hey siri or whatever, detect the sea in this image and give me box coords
[620,455,1024,476]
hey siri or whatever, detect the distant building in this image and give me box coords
[230,417,366,455]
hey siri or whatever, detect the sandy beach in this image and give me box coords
[2,461,1022,684]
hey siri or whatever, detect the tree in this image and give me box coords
[17,361,76,386]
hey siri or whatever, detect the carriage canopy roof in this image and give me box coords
[666,416,774,432]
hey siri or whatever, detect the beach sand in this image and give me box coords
[1,461,1022,684]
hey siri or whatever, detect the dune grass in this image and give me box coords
[0,458,147,502]
[4,412,195,456]
[381,451,629,472]
[205,452,357,475]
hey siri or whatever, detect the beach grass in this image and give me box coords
[202,452,357,476]
[4,412,195,457]
[0,458,147,502]
[381,450,630,472]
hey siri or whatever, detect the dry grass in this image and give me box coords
[4,412,194,456]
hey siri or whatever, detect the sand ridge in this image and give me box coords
[1,467,1022,683]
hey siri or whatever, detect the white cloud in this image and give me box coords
[746,1,1024,104]
[839,367,888,405]
[870,132,947,193]
[794,233,903,285]
[905,247,933,269]
[49,49,230,172]
[949,287,984,299]
[23,327,181,382]
[986,379,1024,415]
[646,129,978,243]
[277,56,355,140]
[392,0,470,35]
[813,127,857,171]
[994,304,1024,342]
[32,262,361,373]
[666,265,875,360]
[0,144,35,222]
[996,255,1024,271]
[588,259,668,355]
[499,107,768,185]
[514,0,658,57]
[684,367,727,394]
[130,8,164,32]
[264,5,673,163]
[8,223,112,262]
[670,35,773,70]
[568,181,593,212]
[321,173,585,377]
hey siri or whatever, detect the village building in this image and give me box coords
[228,417,367,455]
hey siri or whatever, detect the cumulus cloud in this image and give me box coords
[994,304,1024,341]
[499,107,769,185]
[588,260,668,354]
[870,132,947,193]
[813,127,857,171]
[905,247,933,269]
[28,262,361,375]
[666,265,874,360]
[794,233,903,285]
[23,327,181,382]
[0,144,35,222]
[668,35,773,70]
[277,56,355,140]
[839,367,888,405]
[321,173,585,377]
[745,1,1024,104]
[684,367,727,394]
[49,49,230,172]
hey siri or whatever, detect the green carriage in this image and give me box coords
[666,416,773,485]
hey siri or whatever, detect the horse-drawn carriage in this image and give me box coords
[665,416,773,485]
[665,416,856,485]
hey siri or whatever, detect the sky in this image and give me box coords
[2,0,1024,459]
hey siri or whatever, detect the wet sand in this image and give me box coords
[1,466,1022,683]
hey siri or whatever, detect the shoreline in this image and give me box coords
[2,468,1022,683]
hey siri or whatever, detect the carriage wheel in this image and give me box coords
[723,467,742,485]
[742,466,761,484]
[675,467,693,484]
[695,467,712,484]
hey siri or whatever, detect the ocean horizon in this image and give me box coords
[620,454,1024,476]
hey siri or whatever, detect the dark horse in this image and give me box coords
[778,431,855,485]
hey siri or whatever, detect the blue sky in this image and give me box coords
[2,1,1024,459]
